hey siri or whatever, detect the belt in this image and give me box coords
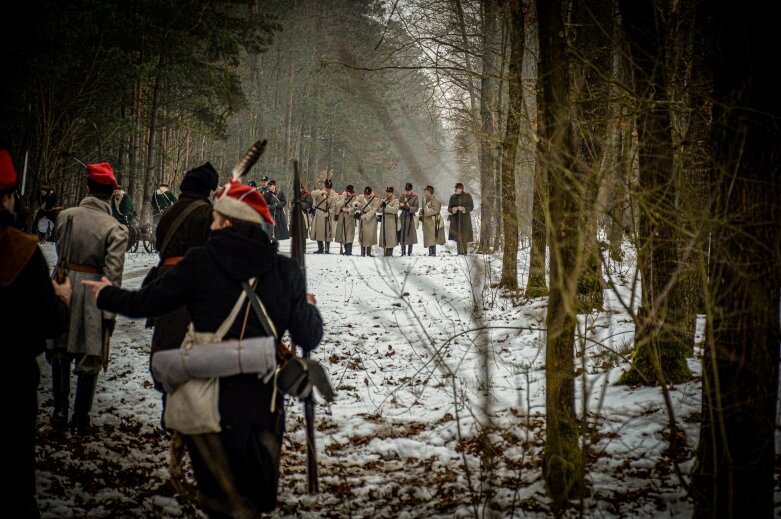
[162,256,184,267]
[68,262,103,274]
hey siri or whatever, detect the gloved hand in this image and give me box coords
[103,318,116,336]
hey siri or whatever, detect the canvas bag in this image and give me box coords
[163,280,254,434]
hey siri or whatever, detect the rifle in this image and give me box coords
[53,215,74,284]
[290,159,319,494]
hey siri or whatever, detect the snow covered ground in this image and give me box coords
[34,235,780,518]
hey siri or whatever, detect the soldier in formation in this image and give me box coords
[264,179,289,241]
[378,186,399,256]
[309,178,339,254]
[397,182,419,256]
[420,185,446,256]
[333,184,359,255]
[447,182,474,255]
[356,186,379,256]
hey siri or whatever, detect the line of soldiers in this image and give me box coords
[294,179,474,257]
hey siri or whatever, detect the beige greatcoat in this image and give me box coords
[378,195,399,248]
[356,194,380,247]
[421,194,447,247]
[309,189,339,242]
[333,193,361,244]
[53,196,128,357]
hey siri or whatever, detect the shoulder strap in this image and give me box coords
[213,277,255,340]
[159,200,209,258]
[241,280,279,340]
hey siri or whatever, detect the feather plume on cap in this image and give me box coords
[231,140,267,181]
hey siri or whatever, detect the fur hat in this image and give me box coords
[87,163,119,191]
[405,182,413,191]
[0,150,17,193]
[214,180,274,226]
[345,184,355,194]
[324,178,333,188]
[425,185,434,194]
[363,186,372,195]
[180,162,219,194]
[385,186,394,193]
[455,182,464,190]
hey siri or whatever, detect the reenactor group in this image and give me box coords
[290,178,474,257]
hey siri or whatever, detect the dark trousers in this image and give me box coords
[428,246,436,256]
[342,243,353,255]
[401,244,413,256]
[384,248,393,257]
[457,240,467,255]
[50,351,100,427]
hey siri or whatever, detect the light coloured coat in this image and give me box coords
[54,196,127,357]
[309,189,339,242]
[397,192,419,246]
[378,195,399,248]
[334,193,361,244]
[356,194,380,247]
[421,194,447,247]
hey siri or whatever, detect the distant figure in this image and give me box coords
[152,182,177,225]
[263,179,289,241]
[35,185,59,243]
[334,184,359,255]
[356,186,379,257]
[111,187,136,227]
[310,178,338,254]
[447,182,473,255]
[0,149,71,518]
[378,186,399,256]
[397,182,419,256]
[420,185,446,256]
[258,175,270,195]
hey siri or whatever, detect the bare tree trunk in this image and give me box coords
[692,3,780,517]
[618,0,690,386]
[537,0,584,508]
[525,65,548,298]
[142,56,164,224]
[498,0,525,291]
[478,0,499,252]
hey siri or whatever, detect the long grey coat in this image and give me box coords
[421,195,447,246]
[334,193,360,244]
[357,194,380,247]
[309,189,339,242]
[397,192,419,246]
[378,195,399,248]
[54,196,127,357]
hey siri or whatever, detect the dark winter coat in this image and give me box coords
[111,193,136,226]
[151,188,177,217]
[0,208,69,515]
[149,191,213,358]
[96,224,322,514]
[264,189,290,240]
[447,191,474,243]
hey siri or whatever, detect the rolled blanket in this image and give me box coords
[151,337,277,394]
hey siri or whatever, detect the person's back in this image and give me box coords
[90,179,322,516]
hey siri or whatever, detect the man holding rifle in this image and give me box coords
[48,162,127,433]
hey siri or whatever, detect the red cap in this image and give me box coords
[214,179,274,226]
[87,162,119,190]
[0,150,17,191]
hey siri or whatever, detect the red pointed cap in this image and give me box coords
[0,150,17,191]
[214,179,274,226]
[87,162,119,190]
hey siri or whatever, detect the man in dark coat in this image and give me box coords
[398,182,419,256]
[0,150,71,518]
[152,182,177,224]
[110,187,136,227]
[447,182,474,255]
[263,179,289,241]
[84,179,323,518]
[148,163,219,379]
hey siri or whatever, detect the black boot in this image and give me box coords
[344,243,353,255]
[361,247,366,257]
[73,373,98,434]
[315,241,324,254]
[407,244,413,256]
[367,247,373,257]
[51,354,71,431]
[384,248,393,257]
[324,242,330,254]
[429,246,436,257]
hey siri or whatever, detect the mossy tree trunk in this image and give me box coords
[525,65,549,298]
[537,0,584,509]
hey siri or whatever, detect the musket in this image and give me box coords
[290,159,319,494]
